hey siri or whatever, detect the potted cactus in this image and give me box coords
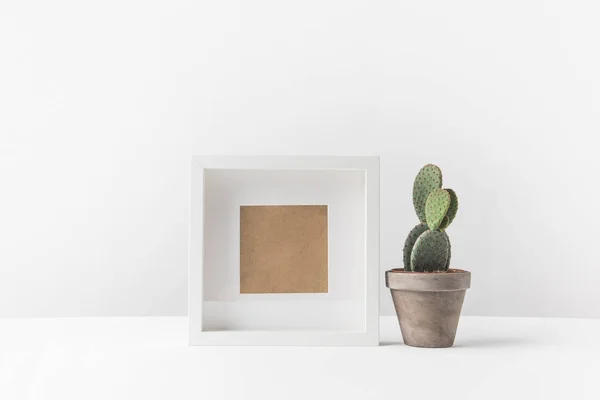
[386,164,471,348]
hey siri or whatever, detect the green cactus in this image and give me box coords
[403,165,459,272]
[412,164,442,223]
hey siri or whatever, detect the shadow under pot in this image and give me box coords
[385,269,471,348]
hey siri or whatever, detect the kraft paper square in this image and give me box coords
[240,205,328,294]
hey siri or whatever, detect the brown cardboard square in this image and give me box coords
[240,205,328,294]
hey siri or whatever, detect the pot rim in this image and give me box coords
[385,268,471,292]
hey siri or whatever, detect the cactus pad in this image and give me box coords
[444,231,451,270]
[439,189,458,231]
[412,164,442,223]
[425,188,450,230]
[403,222,429,271]
[439,216,450,230]
[410,230,450,272]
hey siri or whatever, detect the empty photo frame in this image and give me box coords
[189,156,379,346]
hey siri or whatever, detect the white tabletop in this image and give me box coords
[0,316,598,400]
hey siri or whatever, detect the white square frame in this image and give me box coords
[189,156,380,346]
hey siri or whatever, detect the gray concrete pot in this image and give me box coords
[385,269,471,348]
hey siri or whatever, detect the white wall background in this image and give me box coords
[1,0,599,318]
